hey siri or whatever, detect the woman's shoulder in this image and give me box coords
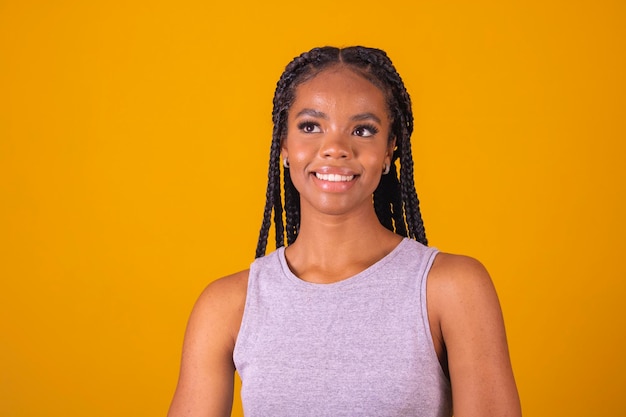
[190,269,250,345]
[427,252,501,332]
[196,269,249,311]
[427,252,522,415]
[201,269,250,299]
[429,252,493,291]
[168,270,250,416]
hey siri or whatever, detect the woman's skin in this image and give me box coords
[167,66,522,417]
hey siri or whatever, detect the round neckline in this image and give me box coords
[277,237,410,289]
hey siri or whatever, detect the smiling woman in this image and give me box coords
[282,67,394,218]
[167,46,522,417]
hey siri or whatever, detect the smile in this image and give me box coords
[315,173,355,182]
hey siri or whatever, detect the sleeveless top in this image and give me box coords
[233,238,452,417]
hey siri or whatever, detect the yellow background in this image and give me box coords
[1,1,624,416]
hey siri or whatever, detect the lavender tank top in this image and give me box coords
[233,238,452,417]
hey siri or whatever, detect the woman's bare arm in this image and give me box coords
[168,270,248,417]
[428,253,522,417]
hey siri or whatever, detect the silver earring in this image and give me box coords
[283,158,289,168]
[382,163,390,175]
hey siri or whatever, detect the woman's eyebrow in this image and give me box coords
[295,109,382,124]
[294,108,328,119]
[351,112,382,123]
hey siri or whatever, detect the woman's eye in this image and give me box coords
[298,122,321,133]
[353,124,379,137]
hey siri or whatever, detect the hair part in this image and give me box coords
[255,46,427,258]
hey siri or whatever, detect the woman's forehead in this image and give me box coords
[293,67,387,109]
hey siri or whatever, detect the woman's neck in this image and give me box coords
[283,207,403,284]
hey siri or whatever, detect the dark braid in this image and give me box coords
[255,121,284,258]
[256,46,427,258]
[283,168,300,245]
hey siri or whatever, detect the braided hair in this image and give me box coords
[255,46,427,258]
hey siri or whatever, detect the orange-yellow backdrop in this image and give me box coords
[1,1,624,416]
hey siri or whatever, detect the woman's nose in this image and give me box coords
[319,131,352,159]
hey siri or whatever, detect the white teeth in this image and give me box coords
[315,173,354,182]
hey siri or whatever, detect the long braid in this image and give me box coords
[255,121,284,258]
[386,67,427,244]
[373,174,393,231]
[373,156,406,235]
[256,46,428,257]
[283,168,300,245]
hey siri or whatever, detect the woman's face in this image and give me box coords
[282,66,394,218]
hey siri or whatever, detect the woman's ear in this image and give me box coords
[281,138,289,167]
[386,137,397,165]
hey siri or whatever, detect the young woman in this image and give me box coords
[168,46,521,417]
